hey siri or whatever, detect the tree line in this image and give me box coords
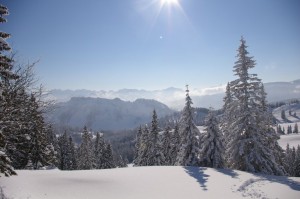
[134,37,299,176]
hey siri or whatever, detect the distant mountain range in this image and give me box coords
[46,97,174,131]
[46,79,300,110]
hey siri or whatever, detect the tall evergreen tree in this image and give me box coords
[0,4,17,177]
[27,94,55,169]
[94,132,106,169]
[293,123,298,134]
[101,143,115,169]
[133,126,143,165]
[161,125,172,165]
[176,85,201,166]
[78,126,94,170]
[284,144,296,176]
[200,109,224,168]
[67,136,77,170]
[170,123,180,165]
[281,110,286,120]
[135,126,150,166]
[57,132,69,170]
[225,37,285,175]
[147,110,165,166]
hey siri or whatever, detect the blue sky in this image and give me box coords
[3,0,300,90]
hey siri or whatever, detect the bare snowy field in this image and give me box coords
[279,134,300,149]
[1,166,300,199]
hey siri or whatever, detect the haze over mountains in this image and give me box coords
[47,79,300,110]
[47,98,174,131]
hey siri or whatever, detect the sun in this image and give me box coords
[161,0,179,6]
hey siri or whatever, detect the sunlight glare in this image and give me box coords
[161,0,179,6]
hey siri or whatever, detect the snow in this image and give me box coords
[1,166,299,199]
[279,134,300,149]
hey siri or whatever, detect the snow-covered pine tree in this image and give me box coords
[133,126,142,165]
[161,125,172,165]
[147,110,165,166]
[170,123,180,165]
[101,143,115,169]
[221,82,235,166]
[199,108,224,168]
[78,126,94,170]
[57,132,69,170]
[135,126,150,166]
[284,144,296,176]
[221,83,233,137]
[257,83,286,175]
[0,4,17,177]
[287,125,292,134]
[295,146,300,177]
[67,136,77,170]
[27,94,55,169]
[176,85,201,166]
[94,132,106,169]
[281,110,286,120]
[293,123,298,134]
[225,37,285,175]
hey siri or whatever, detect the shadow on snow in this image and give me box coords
[184,167,209,191]
[251,173,300,191]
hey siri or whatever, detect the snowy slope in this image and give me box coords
[1,166,300,199]
[279,134,300,149]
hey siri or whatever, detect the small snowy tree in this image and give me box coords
[135,126,150,166]
[101,143,115,169]
[199,109,224,168]
[284,144,296,176]
[293,123,298,134]
[281,110,286,120]
[176,85,201,166]
[133,126,142,165]
[169,123,180,165]
[78,126,94,170]
[147,110,165,166]
[161,126,172,165]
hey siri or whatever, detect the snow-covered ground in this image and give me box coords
[1,166,300,199]
[279,134,300,149]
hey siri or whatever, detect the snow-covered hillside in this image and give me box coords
[1,166,299,199]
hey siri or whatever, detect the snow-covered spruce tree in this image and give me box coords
[78,126,94,170]
[57,132,76,170]
[176,85,201,166]
[67,136,77,170]
[287,125,292,134]
[257,83,286,174]
[147,110,165,166]
[161,125,172,165]
[57,132,69,170]
[0,4,17,177]
[221,82,234,165]
[94,132,106,169]
[27,94,55,169]
[170,123,180,165]
[284,144,296,176]
[101,143,115,169]
[295,146,300,177]
[225,37,285,175]
[199,108,224,168]
[135,125,150,166]
[293,123,298,134]
[133,126,142,165]
[281,110,286,120]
